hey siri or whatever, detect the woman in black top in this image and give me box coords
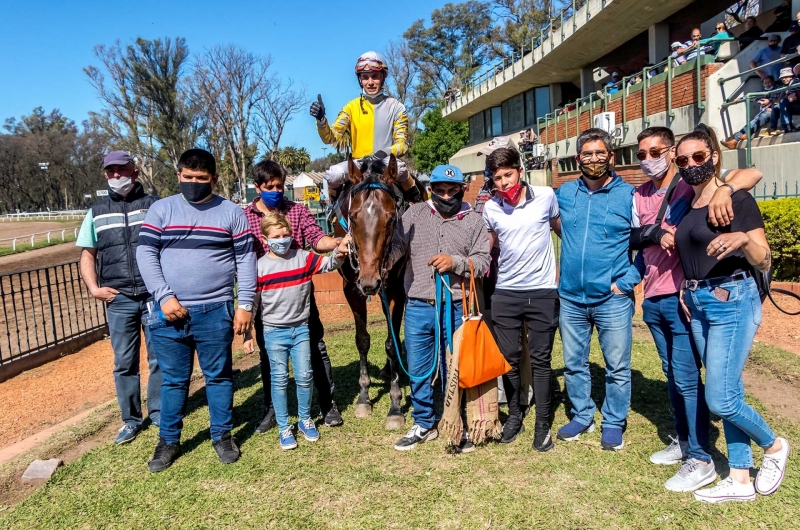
[674,125,789,504]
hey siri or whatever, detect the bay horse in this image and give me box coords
[332,154,420,430]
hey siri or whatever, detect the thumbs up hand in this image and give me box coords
[310,94,326,121]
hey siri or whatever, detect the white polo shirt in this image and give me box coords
[482,184,559,290]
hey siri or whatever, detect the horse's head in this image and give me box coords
[346,154,398,296]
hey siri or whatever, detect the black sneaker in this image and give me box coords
[500,415,525,444]
[323,402,344,427]
[255,408,277,434]
[212,431,240,464]
[532,421,554,452]
[453,430,475,454]
[394,424,438,451]
[148,438,180,473]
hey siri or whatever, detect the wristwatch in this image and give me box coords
[240,303,253,312]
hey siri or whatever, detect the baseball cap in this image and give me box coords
[103,150,134,169]
[477,136,517,156]
[611,71,620,78]
[429,165,464,184]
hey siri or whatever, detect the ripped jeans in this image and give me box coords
[262,323,313,431]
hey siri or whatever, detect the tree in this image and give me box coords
[192,44,272,198]
[275,146,311,174]
[252,77,306,158]
[486,0,562,58]
[410,104,469,173]
[309,152,345,172]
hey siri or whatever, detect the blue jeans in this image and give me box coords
[642,293,711,462]
[779,98,800,129]
[560,294,634,429]
[150,301,235,444]
[403,298,463,430]
[107,293,161,426]
[262,323,313,431]
[686,276,776,469]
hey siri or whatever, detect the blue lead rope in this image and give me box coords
[381,271,453,383]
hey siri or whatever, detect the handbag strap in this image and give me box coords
[467,259,479,316]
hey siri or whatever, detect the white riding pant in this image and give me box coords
[325,156,409,190]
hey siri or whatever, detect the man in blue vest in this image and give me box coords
[77,151,161,445]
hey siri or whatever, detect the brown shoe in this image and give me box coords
[722,139,738,149]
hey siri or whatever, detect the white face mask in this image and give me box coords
[109,177,134,197]
[640,154,671,181]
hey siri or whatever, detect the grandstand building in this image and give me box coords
[445,0,800,200]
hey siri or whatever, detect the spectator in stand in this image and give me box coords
[778,66,800,132]
[606,72,621,94]
[738,16,764,49]
[722,75,781,146]
[766,0,792,32]
[676,29,704,63]
[444,87,454,105]
[698,22,731,56]
[751,34,783,82]
[781,22,800,75]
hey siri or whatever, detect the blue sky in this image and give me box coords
[0,0,446,159]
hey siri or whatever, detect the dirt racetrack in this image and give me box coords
[0,243,82,276]
[0,221,81,241]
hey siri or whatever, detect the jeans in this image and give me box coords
[686,276,776,469]
[736,105,779,134]
[779,98,800,129]
[262,323,313,431]
[257,286,335,414]
[642,293,711,462]
[560,294,634,429]
[107,293,161,426]
[150,301,235,444]
[403,298,463,430]
[491,290,559,423]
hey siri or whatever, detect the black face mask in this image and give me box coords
[431,190,464,217]
[180,181,213,203]
[678,158,716,186]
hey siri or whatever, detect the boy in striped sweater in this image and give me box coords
[245,212,350,450]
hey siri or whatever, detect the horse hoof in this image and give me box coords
[385,415,405,430]
[355,403,373,418]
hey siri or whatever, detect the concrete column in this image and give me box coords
[549,83,563,109]
[648,23,670,65]
[580,67,595,97]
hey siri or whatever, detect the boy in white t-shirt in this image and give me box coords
[482,147,561,452]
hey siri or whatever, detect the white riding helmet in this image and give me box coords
[355,51,389,78]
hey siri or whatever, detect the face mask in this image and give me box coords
[640,154,671,180]
[260,190,284,208]
[678,158,716,186]
[497,181,523,204]
[180,181,213,203]
[431,190,464,217]
[579,161,610,181]
[769,44,779,49]
[109,177,134,197]
[268,237,293,255]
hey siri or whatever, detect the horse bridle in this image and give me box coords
[337,180,397,278]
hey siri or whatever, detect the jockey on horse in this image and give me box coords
[309,51,421,207]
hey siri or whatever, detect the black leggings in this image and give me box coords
[491,290,559,423]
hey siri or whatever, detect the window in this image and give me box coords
[469,113,484,144]
[524,89,536,127]
[491,107,502,137]
[508,94,524,132]
[484,109,493,138]
[534,86,550,120]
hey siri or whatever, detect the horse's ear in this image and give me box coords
[383,154,398,188]
[348,155,363,184]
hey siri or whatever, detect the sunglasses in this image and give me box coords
[635,146,672,161]
[675,150,711,168]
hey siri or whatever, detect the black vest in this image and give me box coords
[90,183,157,297]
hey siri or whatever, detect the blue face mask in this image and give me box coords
[268,237,293,255]
[260,190,284,208]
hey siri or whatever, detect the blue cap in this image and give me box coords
[430,164,464,184]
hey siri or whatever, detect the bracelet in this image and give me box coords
[721,183,735,196]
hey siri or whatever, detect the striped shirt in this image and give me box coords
[257,249,342,327]
[388,200,491,301]
[136,194,257,307]
[244,197,326,258]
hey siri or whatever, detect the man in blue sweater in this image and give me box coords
[137,149,257,472]
[553,128,641,451]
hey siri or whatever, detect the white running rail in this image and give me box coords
[0,228,79,252]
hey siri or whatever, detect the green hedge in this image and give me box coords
[759,197,800,281]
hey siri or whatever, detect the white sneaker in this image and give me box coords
[756,437,790,495]
[693,477,756,504]
[650,436,688,465]
[665,458,717,492]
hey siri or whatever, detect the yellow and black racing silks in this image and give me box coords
[316,93,408,159]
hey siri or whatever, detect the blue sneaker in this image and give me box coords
[556,420,595,442]
[601,427,624,451]
[115,423,142,445]
[298,418,320,442]
[279,427,297,450]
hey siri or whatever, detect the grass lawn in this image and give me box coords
[1,324,799,529]
[0,234,77,257]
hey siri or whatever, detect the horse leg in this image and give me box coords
[384,285,406,430]
[344,281,373,418]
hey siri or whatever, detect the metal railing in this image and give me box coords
[754,181,800,200]
[0,228,79,252]
[0,210,88,221]
[444,0,588,108]
[0,260,107,365]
